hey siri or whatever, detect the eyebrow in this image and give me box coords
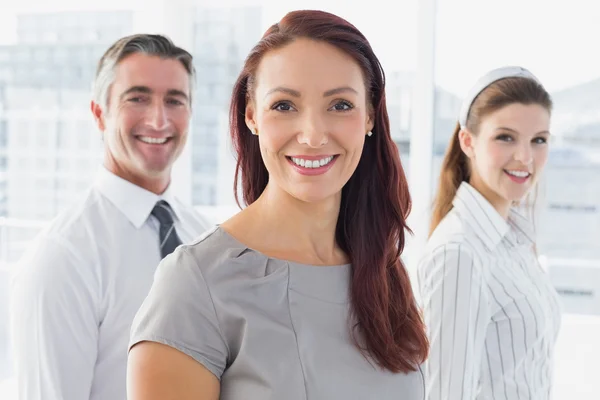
[496,127,551,135]
[323,86,358,97]
[264,86,358,99]
[264,87,300,99]
[120,86,189,101]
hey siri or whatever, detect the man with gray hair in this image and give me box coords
[10,34,210,400]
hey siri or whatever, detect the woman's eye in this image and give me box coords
[497,134,514,142]
[331,100,353,111]
[272,102,294,112]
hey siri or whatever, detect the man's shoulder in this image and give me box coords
[36,187,133,258]
[44,188,112,235]
[14,190,109,284]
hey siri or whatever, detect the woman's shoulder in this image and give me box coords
[426,210,471,249]
[418,210,486,271]
[183,225,247,264]
[173,225,291,290]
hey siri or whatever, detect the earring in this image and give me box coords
[366,131,373,137]
[251,128,258,136]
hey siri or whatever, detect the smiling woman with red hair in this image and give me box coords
[127,9,428,400]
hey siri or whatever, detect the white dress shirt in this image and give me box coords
[418,182,562,400]
[9,167,211,400]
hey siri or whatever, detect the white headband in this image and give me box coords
[458,66,541,129]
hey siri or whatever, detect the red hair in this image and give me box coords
[229,10,428,372]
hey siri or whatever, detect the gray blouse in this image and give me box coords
[129,226,425,399]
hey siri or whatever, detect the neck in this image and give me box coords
[103,158,170,195]
[468,177,510,219]
[248,182,346,265]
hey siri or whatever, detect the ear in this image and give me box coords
[366,111,375,133]
[458,128,476,159]
[91,101,106,132]
[244,100,256,134]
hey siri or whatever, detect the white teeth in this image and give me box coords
[506,170,530,178]
[139,136,168,144]
[291,156,334,169]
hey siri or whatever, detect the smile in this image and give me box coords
[504,169,530,178]
[504,169,531,183]
[289,155,335,168]
[137,136,171,145]
[286,155,339,176]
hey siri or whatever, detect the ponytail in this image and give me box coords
[429,123,470,236]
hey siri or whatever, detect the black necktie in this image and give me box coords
[151,200,183,258]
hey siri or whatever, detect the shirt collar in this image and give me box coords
[507,206,536,246]
[452,182,536,250]
[94,167,183,229]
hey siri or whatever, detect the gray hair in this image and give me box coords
[92,34,196,111]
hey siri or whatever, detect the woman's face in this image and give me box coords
[245,38,374,204]
[461,103,551,213]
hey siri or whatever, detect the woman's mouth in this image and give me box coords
[504,169,531,183]
[286,155,339,176]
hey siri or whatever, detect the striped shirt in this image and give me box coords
[418,182,562,400]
